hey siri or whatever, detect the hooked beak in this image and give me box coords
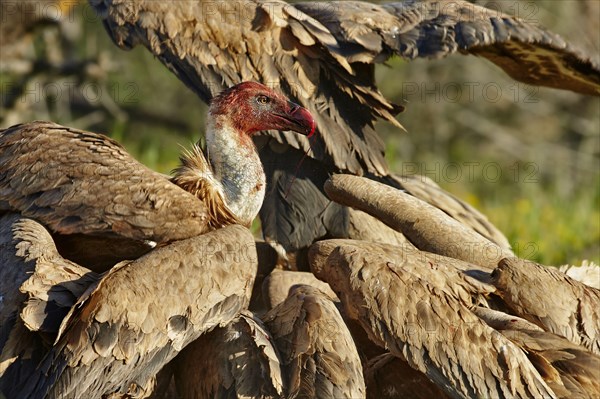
[281,101,316,137]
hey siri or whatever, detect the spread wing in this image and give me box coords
[0,121,209,243]
[296,0,600,96]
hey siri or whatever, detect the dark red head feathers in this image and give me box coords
[210,82,316,137]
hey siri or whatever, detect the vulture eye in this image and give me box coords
[256,95,270,105]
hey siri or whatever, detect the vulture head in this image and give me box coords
[175,82,316,228]
[209,81,316,137]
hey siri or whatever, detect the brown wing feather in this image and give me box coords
[297,0,600,95]
[309,240,557,398]
[0,214,48,398]
[262,284,365,398]
[0,213,97,398]
[492,258,600,355]
[0,213,97,338]
[173,311,284,398]
[0,214,37,335]
[0,121,209,243]
[19,225,257,399]
[18,239,98,335]
[476,307,600,398]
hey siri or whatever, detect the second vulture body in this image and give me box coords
[0,82,315,398]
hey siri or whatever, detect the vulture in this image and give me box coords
[0,82,314,270]
[13,223,258,399]
[309,238,600,399]
[307,174,600,398]
[0,82,314,398]
[89,0,600,264]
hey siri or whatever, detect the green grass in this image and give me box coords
[481,183,600,265]
[392,153,600,266]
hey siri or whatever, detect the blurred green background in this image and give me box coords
[1,0,598,265]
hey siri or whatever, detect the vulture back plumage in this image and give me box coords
[0,122,210,243]
[18,225,258,399]
[0,213,97,398]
